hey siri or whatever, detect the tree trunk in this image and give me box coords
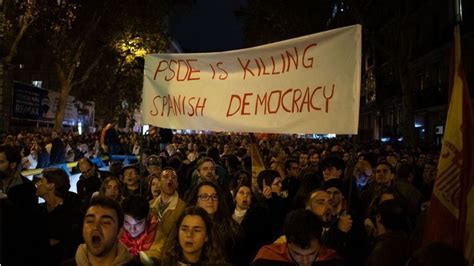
[1,6,36,132]
[53,65,72,132]
[0,63,13,132]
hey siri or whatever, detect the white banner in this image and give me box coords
[142,25,361,134]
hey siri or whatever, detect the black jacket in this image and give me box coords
[366,231,411,266]
[50,137,66,165]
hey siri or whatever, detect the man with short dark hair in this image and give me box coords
[1,144,51,265]
[64,196,138,265]
[120,195,158,263]
[256,169,288,239]
[321,156,345,182]
[374,162,395,187]
[366,199,411,266]
[0,144,37,206]
[309,150,320,169]
[282,157,301,202]
[360,161,397,218]
[122,164,142,197]
[300,150,320,177]
[299,152,309,170]
[252,209,342,266]
[394,163,422,221]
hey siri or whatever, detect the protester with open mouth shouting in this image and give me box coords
[63,196,139,266]
[146,167,186,263]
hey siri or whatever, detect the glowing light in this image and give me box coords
[115,36,150,64]
[143,125,149,135]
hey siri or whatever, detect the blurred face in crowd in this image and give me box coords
[322,166,342,182]
[166,144,177,156]
[326,187,343,209]
[386,155,398,168]
[35,176,53,198]
[404,154,415,165]
[375,164,394,186]
[320,150,328,160]
[287,240,321,266]
[270,163,286,183]
[354,160,373,188]
[147,165,162,176]
[123,168,139,187]
[79,161,96,179]
[287,162,300,178]
[159,169,178,196]
[299,153,308,168]
[270,177,283,194]
[342,152,351,163]
[331,145,341,153]
[198,161,216,182]
[223,144,230,154]
[417,154,426,167]
[104,179,120,201]
[123,214,146,238]
[423,163,436,184]
[309,153,320,167]
[0,152,16,180]
[235,186,251,211]
[236,173,250,188]
[179,215,208,262]
[197,185,219,216]
[307,190,332,223]
[150,176,161,199]
[83,206,119,258]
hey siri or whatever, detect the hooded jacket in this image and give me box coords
[63,242,138,266]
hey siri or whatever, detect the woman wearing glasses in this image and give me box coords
[186,181,245,265]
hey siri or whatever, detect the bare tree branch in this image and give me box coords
[71,54,102,88]
[4,1,39,64]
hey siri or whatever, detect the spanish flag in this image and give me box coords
[423,25,474,263]
[249,133,266,190]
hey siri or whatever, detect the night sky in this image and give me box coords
[170,0,247,53]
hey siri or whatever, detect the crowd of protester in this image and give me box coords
[0,125,469,266]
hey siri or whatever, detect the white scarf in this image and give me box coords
[232,208,248,224]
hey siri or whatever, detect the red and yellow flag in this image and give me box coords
[423,25,474,263]
[249,133,266,190]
